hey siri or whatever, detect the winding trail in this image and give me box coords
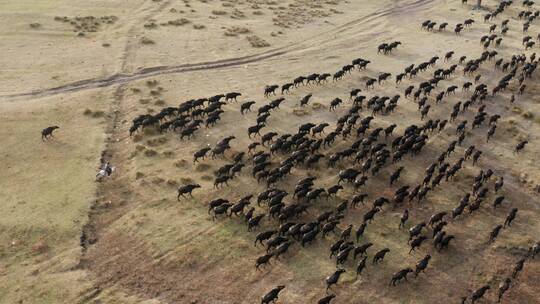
[0,49,289,101]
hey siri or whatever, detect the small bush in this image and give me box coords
[163,151,174,157]
[167,18,190,26]
[312,102,325,110]
[522,111,534,119]
[141,37,155,45]
[180,177,195,184]
[174,159,188,168]
[31,240,49,254]
[146,80,158,87]
[231,9,246,19]
[293,108,308,116]
[167,180,178,187]
[212,10,227,15]
[146,137,168,146]
[144,149,158,157]
[144,22,158,29]
[247,35,270,47]
[152,177,165,184]
[91,110,105,118]
[196,164,211,172]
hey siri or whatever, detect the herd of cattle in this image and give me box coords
[122,1,540,303]
[36,0,538,303]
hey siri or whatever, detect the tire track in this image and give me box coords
[0,49,290,101]
[78,1,174,303]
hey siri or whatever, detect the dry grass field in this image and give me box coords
[0,0,539,303]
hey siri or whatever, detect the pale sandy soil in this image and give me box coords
[0,0,539,303]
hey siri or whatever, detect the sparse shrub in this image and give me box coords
[212,10,227,15]
[231,9,246,19]
[293,108,308,116]
[143,127,158,136]
[144,22,158,29]
[166,180,178,187]
[146,80,158,87]
[174,159,188,168]
[152,177,165,184]
[180,177,195,184]
[522,111,534,119]
[196,164,211,171]
[29,23,41,29]
[31,240,49,254]
[91,110,105,118]
[144,149,158,157]
[146,137,168,146]
[312,102,324,110]
[54,15,117,36]
[167,18,190,26]
[225,26,250,36]
[141,37,155,45]
[247,35,270,47]
[163,151,174,157]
